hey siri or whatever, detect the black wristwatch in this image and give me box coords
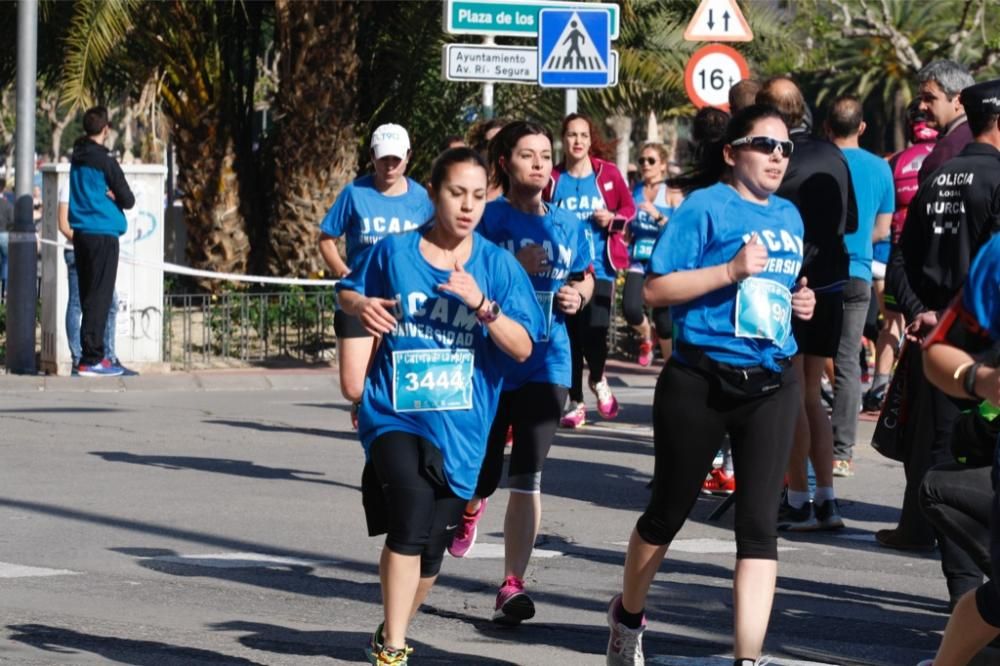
[476,300,502,324]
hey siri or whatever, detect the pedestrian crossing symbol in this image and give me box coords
[538,8,612,87]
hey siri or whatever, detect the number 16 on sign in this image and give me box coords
[684,44,749,111]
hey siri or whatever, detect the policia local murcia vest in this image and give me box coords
[901,142,1000,312]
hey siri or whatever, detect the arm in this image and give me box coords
[58,202,72,242]
[557,271,594,315]
[104,160,135,210]
[841,160,859,235]
[872,212,892,244]
[338,289,398,336]
[924,343,1000,405]
[885,213,927,322]
[318,233,350,278]
[610,167,636,220]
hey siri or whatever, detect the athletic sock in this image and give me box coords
[787,489,810,509]
[814,486,835,503]
[723,446,734,475]
[871,373,889,392]
[616,604,645,629]
[733,660,756,666]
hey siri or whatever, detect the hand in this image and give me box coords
[106,189,116,202]
[516,243,550,274]
[639,201,660,219]
[591,209,615,228]
[727,232,768,282]
[437,261,485,311]
[556,284,583,315]
[357,297,399,336]
[905,310,939,343]
[975,365,1000,406]
[791,277,815,321]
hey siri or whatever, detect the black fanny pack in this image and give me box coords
[678,343,790,399]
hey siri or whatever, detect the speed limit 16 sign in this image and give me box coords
[684,44,750,111]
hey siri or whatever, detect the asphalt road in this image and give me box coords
[0,362,981,665]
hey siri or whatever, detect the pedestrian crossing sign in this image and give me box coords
[538,8,612,87]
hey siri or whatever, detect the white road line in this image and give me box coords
[610,538,797,554]
[0,561,79,578]
[454,543,563,559]
[650,656,834,665]
[149,552,339,569]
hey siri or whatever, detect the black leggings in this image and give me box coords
[370,431,467,578]
[920,464,992,578]
[623,271,673,338]
[476,383,567,498]
[637,359,800,560]
[975,456,1000,628]
[568,278,614,402]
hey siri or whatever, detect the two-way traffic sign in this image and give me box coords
[684,0,753,42]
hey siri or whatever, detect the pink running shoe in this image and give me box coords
[589,378,620,419]
[448,498,487,558]
[560,402,586,428]
[492,575,535,625]
[637,339,654,367]
[505,425,513,448]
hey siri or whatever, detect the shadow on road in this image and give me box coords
[6,623,263,665]
[203,418,354,440]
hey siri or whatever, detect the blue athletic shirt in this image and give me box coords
[841,148,895,282]
[873,239,891,265]
[477,199,592,389]
[551,173,615,280]
[648,182,805,371]
[964,233,1000,340]
[319,175,435,270]
[336,230,544,500]
[630,182,674,263]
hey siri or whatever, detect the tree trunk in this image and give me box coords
[892,87,907,153]
[268,0,360,278]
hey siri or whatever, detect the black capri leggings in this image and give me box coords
[623,271,673,339]
[637,358,800,560]
[370,431,467,578]
[568,278,614,402]
[476,382,568,498]
[974,453,1000,628]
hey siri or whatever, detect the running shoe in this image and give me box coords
[606,593,645,666]
[109,357,139,376]
[814,498,845,530]
[351,402,360,430]
[589,377,620,419]
[777,497,819,531]
[832,459,854,477]
[875,528,935,552]
[365,622,412,665]
[77,358,124,377]
[915,661,933,666]
[862,387,886,413]
[505,424,513,448]
[492,575,535,625]
[560,402,587,428]
[448,498,487,558]
[637,339,654,367]
[701,468,735,495]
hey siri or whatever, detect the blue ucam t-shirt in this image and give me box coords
[478,199,592,389]
[648,182,805,371]
[551,173,615,280]
[336,231,544,500]
[630,182,674,263]
[842,148,895,282]
[964,233,1000,340]
[319,175,435,269]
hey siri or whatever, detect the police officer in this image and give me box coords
[881,78,1000,609]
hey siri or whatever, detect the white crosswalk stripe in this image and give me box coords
[0,561,79,578]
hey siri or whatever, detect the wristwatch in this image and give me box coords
[477,299,502,325]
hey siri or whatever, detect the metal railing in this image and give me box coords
[163,289,337,369]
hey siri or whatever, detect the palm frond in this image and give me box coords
[59,0,140,110]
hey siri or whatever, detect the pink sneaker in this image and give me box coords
[560,403,586,428]
[504,425,513,448]
[448,498,487,558]
[637,339,653,367]
[492,575,535,625]
[589,378,620,419]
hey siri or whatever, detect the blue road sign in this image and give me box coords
[538,8,611,88]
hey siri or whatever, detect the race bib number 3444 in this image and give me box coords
[392,349,474,412]
[734,277,792,347]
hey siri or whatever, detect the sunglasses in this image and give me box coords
[637,157,659,166]
[730,136,794,158]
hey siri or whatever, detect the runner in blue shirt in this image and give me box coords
[627,142,684,367]
[336,147,543,666]
[605,105,816,666]
[318,124,435,428]
[447,121,595,627]
[920,233,1000,666]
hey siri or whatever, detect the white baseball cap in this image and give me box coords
[371,123,410,160]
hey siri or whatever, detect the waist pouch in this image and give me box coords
[678,343,790,399]
[951,402,1000,468]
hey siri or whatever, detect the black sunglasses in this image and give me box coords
[730,136,794,158]
[637,157,658,166]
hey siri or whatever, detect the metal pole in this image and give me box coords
[565,88,578,116]
[482,35,495,120]
[7,0,39,374]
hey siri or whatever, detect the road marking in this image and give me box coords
[650,656,833,665]
[611,538,797,554]
[149,552,338,569]
[834,533,877,542]
[457,543,563,559]
[0,561,79,578]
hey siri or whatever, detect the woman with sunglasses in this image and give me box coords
[548,113,635,429]
[337,147,543,665]
[448,121,594,626]
[628,143,685,365]
[605,105,815,666]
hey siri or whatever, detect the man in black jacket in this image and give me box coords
[69,106,135,377]
[882,78,1000,608]
[758,77,859,532]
